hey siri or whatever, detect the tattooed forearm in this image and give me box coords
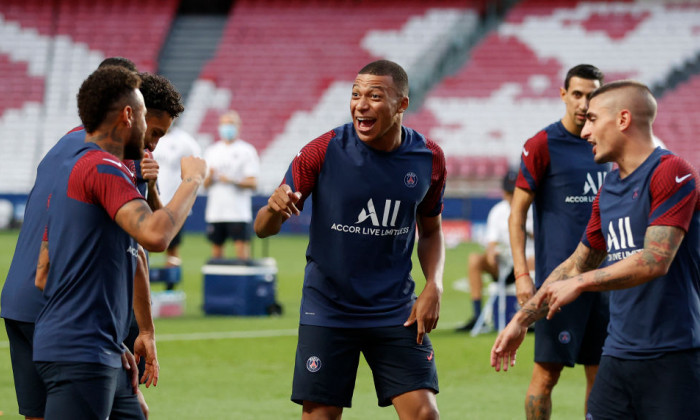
[521,301,548,325]
[130,202,150,231]
[574,245,607,273]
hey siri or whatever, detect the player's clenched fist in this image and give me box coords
[179,156,207,181]
[267,184,302,221]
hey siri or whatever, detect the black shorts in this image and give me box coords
[4,318,46,418]
[587,350,700,419]
[534,291,609,367]
[206,222,251,244]
[291,324,439,408]
[35,361,145,420]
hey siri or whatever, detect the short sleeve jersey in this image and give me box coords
[283,123,446,328]
[204,139,260,223]
[517,121,612,286]
[33,146,145,368]
[0,127,85,322]
[582,148,700,359]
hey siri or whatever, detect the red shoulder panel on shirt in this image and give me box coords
[516,130,550,191]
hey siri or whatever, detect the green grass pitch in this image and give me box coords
[0,230,587,419]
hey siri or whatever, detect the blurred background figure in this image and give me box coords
[456,169,534,332]
[153,126,202,267]
[203,110,259,260]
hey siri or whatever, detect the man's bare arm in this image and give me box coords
[35,240,49,291]
[115,157,206,252]
[254,185,301,238]
[508,187,536,303]
[132,245,159,387]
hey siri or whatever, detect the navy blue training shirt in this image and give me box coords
[33,146,144,368]
[283,123,446,328]
[582,148,700,359]
[517,120,612,286]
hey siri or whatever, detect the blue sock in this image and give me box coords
[472,300,482,318]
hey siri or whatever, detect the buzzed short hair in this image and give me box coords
[139,72,185,119]
[590,79,658,122]
[77,66,142,133]
[358,60,409,97]
[98,57,138,72]
[564,64,604,90]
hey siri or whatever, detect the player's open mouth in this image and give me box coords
[356,117,375,130]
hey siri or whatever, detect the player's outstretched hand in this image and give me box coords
[121,347,140,394]
[490,320,528,372]
[179,156,207,181]
[404,282,441,344]
[534,278,581,320]
[267,185,302,221]
[134,332,159,388]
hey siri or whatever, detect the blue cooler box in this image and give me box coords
[202,259,277,316]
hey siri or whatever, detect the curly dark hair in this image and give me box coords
[98,57,138,72]
[139,72,185,119]
[77,66,142,133]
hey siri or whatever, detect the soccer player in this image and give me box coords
[0,59,176,420]
[508,64,609,418]
[204,110,259,260]
[492,80,700,419]
[32,66,205,419]
[255,60,446,419]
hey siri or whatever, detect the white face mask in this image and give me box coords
[219,124,238,140]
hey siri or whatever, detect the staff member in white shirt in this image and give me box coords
[203,110,259,260]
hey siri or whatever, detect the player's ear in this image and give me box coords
[397,95,409,114]
[122,105,133,128]
[559,86,567,101]
[618,109,631,131]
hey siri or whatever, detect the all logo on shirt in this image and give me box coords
[606,216,642,262]
[565,172,607,203]
[329,198,410,237]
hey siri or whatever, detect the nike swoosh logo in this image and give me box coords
[427,351,434,361]
[676,174,692,183]
[297,151,302,157]
[522,148,529,157]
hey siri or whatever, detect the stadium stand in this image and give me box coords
[1,0,699,195]
[179,0,483,193]
[404,0,700,193]
[0,0,177,192]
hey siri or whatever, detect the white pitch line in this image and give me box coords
[153,328,299,342]
[0,328,300,349]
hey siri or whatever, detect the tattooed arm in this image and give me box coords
[491,241,606,371]
[538,225,684,319]
[115,156,206,252]
[35,240,49,291]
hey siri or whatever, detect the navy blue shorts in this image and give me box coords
[291,324,439,408]
[587,350,700,420]
[35,361,145,420]
[534,291,609,367]
[4,318,46,418]
[206,222,251,244]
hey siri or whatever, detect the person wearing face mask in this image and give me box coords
[203,110,260,260]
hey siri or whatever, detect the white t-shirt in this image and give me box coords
[153,127,202,203]
[483,199,535,267]
[204,139,260,223]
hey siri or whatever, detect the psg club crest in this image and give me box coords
[306,356,322,372]
[558,331,571,344]
[404,172,417,188]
